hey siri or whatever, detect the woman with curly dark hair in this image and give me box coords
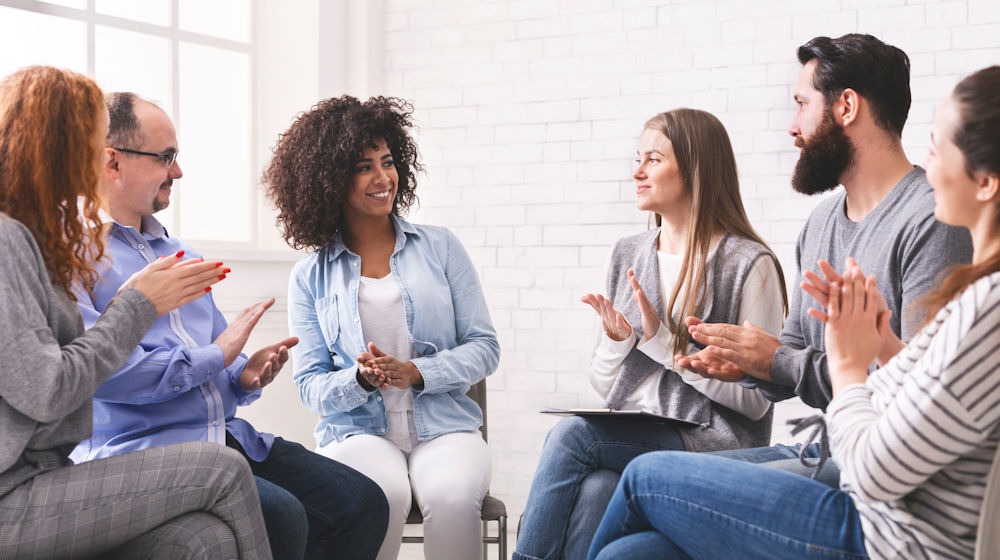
[264,96,500,560]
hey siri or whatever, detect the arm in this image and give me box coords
[77,287,231,405]
[588,330,636,398]
[410,231,500,394]
[288,267,373,416]
[827,280,1000,502]
[0,222,157,421]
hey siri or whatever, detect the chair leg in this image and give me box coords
[482,520,488,560]
[498,515,507,560]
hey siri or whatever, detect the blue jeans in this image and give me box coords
[229,435,389,560]
[587,452,868,560]
[709,441,841,488]
[254,475,308,559]
[514,415,685,560]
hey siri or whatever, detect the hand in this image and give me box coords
[121,251,227,315]
[240,337,298,391]
[805,259,902,365]
[364,342,424,389]
[580,293,632,341]
[214,297,275,367]
[674,346,747,382]
[356,346,388,391]
[824,271,891,394]
[627,268,662,341]
[686,317,781,381]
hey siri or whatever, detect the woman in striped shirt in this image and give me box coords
[586,65,1000,560]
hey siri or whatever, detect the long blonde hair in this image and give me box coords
[0,66,107,297]
[645,108,788,355]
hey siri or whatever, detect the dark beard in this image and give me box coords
[791,112,854,195]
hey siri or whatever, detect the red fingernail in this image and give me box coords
[218,274,227,280]
[223,267,231,274]
[205,287,212,292]
[215,262,224,268]
[175,250,184,258]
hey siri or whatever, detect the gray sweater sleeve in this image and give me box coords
[0,219,158,423]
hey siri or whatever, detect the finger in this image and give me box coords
[829,281,841,320]
[684,316,703,328]
[801,281,829,308]
[806,307,829,323]
[817,259,842,283]
[368,342,386,357]
[851,272,865,315]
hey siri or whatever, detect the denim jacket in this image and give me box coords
[288,215,500,446]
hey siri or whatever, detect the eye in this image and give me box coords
[382,159,395,168]
[354,165,371,173]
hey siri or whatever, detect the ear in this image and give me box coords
[104,147,120,179]
[834,88,861,128]
[975,170,999,203]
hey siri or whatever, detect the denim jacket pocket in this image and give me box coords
[315,294,341,355]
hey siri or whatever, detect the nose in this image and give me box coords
[788,119,801,138]
[633,162,646,181]
[169,159,183,179]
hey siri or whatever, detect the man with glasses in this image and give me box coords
[70,92,389,560]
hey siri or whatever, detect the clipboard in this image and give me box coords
[540,408,702,428]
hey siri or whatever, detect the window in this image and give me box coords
[0,0,256,246]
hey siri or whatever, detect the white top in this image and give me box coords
[358,273,414,412]
[588,251,783,420]
[827,272,1000,559]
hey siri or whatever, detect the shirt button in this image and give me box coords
[376,395,383,401]
[213,420,219,426]
[137,244,144,249]
[172,386,180,392]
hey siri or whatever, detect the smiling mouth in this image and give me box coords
[368,189,392,200]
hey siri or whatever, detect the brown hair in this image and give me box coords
[0,66,107,297]
[262,95,422,251]
[644,108,788,355]
[920,66,1000,320]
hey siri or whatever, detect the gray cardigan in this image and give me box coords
[605,230,779,452]
[0,215,156,496]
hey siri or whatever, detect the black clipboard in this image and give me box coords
[540,408,701,428]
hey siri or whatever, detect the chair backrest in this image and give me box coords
[467,379,488,443]
[975,443,1000,559]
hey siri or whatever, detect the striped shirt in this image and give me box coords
[828,271,1000,560]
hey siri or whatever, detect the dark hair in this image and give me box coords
[262,95,422,251]
[920,66,1000,320]
[105,91,144,148]
[0,66,107,297]
[644,108,787,355]
[797,34,911,136]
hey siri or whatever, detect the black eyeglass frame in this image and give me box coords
[112,146,178,168]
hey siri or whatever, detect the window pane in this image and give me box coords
[0,7,86,78]
[95,26,172,109]
[95,0,170,26]
[177,42,252,242]
[40,0,85,8]
[179,0,250,43]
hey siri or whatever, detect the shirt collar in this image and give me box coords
[326,214,419,262]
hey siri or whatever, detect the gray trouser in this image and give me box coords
[0,441,271,560]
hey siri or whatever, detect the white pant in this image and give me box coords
[316,412,491,560]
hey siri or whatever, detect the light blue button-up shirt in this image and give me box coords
[288,215,500,446]
[70,216,272,463]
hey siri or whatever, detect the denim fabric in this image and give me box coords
[254,476,308,559]
[287,215,500,445]
[513,416,685,560]
[232,436,389,560]
[709,441,841,488]
[587,452,868,560]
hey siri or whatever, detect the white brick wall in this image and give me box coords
[377,0,1000,553]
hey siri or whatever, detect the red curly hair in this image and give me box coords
[0,66,107,297]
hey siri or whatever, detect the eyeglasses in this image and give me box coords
[113,146,179,168]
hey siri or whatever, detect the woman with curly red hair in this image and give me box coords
[0,66,270,559]
[264,96,500,560]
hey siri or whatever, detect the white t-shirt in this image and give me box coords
[358,273,414,413]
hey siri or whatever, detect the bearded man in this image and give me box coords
[673,34,973,485]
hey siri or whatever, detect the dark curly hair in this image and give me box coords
[262,95,422,251]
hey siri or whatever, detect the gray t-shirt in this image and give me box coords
[750,167,973,410]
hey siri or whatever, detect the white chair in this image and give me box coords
[975,443,1000,559]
